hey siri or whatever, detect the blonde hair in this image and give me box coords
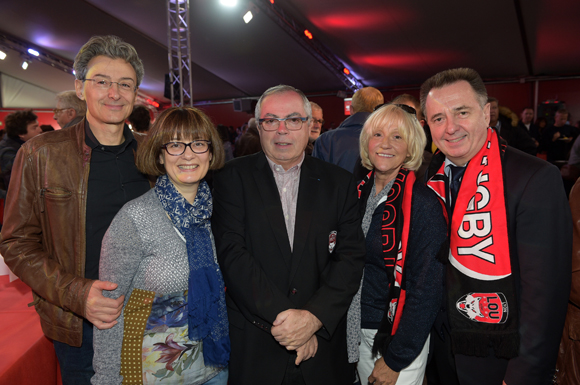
[360,104,426,171]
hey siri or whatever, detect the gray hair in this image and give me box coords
[420,68,488,117]
[255,85,312,122]
[74,35,144,86]
[56,90,86,116]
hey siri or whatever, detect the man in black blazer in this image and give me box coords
[212,85,366,385]
[421,68,572,385]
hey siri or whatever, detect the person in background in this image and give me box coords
[312,87,384,174]
[305,102,323,155]
[542,109,579,164]
[0,110,42,190]
[347,104,446,385]
[555,176,580,385]
[54,90,87,129]
[93,107,229,385]
[217,124,234,162]
[0,35,151,384]
[128,105,151,134]
[233,117,261,157]
[422,67,571,385]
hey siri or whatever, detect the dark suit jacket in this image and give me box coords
[212,152,366,385]
[427,145,572,384]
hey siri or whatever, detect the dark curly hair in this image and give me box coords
[4,110,38,140]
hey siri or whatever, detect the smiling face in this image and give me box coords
[258,91,310,170]
[74,56,137,132]
[425,81,490,166]
[160,138,212,202]
[368,124,409,181]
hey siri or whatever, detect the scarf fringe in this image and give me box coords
[451,330,519,359]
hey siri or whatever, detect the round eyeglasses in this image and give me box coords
[258,116,308,131]
[161,141,211,156]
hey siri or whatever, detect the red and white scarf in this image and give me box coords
[427,128,519,358]
[357,168,414,353]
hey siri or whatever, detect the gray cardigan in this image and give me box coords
[91,189,222,385]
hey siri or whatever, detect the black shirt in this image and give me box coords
[84,122,150,280]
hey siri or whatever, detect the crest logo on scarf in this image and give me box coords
[456,292,508,324]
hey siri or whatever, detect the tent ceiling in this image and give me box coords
[1,0,579,106]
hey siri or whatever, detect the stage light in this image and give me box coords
[343,68,350,75]
[22,60,29,70]
[243,11,253,23]
[269,0,274,3]
[27,48,40,57]
[219,0,237,7]
[304,30,313,39]
[0,50,6,60]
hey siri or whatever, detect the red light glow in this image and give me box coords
[304,30,313,39]
[146,99,160,108]
[354,52,460,68]
[311,9,413,31]
[270,0,274,3]
[343,68,350,75]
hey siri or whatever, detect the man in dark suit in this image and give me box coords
[420,68,572,385]
[212,85,366,385]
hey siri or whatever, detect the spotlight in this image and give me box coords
[27,48,40,57]
[219,0,237,6]
[0,50,6,60]
[22,60,29,70]
[343,68,350,75]
[304,30,313,40]
[243,11,253,23]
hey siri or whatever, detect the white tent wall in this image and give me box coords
[1,73,57,108]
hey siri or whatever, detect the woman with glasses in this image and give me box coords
[92,107,229,385]
[347,104,447,385]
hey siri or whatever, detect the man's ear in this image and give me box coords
[74,79,84,100]
[484,102,491,127]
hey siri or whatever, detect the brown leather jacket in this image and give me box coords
[0,120,143,347]
[557,178,580,384]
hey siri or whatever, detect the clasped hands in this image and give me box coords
[271,309,322,365]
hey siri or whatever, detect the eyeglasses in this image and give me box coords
[312,119,325,125]
[258,117,308,131]
[83,77,137,93]
[161,140,211,156]
[53,107,72,114]
[373,103,417,116]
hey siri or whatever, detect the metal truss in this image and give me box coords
[252,0,365,91]
[167,0,193,106]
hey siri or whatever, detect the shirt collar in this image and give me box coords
[266,152,305,174]
[84,120,135,150]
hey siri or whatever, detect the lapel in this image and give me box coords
[252,153,293,268]
[289,156,319,282]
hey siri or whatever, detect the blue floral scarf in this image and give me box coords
[155,174,230,368]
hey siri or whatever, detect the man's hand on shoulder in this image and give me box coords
[85,280,124,329]
[271,309,322,350]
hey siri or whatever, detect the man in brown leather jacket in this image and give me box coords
[0,36,151,385]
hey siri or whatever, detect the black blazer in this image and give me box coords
[212,152,366,385]
[427,146,572,384]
